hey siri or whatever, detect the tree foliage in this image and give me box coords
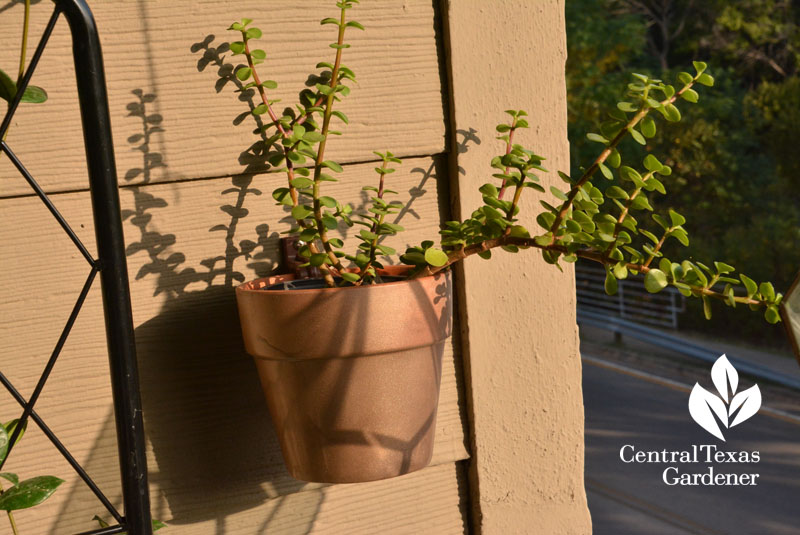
[567,0,800,343]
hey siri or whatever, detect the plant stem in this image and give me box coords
[642,231,667,268]
[18,0,31,84]
[355,160,388,286]
[548,80,698,240]
[601,169,654,260]
[411,235,767,307]
[0,481,19,535]
[497,125,516,199]
[242,32,336,284]
[310,6,350,277]
[7,511,19,535]
[1,0,31,152]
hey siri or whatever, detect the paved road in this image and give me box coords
[584,355,800,535]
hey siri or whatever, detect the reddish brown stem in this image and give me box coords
[548,80,698,240]
[411,236,765,307]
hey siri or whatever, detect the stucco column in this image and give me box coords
[442,1,592,532]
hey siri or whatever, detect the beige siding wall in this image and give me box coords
[1,0,588,533]
[1,1,468,533]
[444,1,592,532]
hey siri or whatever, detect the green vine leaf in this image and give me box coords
[0,476,64,511]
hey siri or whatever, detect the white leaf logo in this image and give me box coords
[688,354,761,440]
[711,354,738,402]
[729,385,761,428]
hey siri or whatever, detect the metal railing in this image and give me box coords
[575,261,685,329]
[1,1,151,533]
[577,307,800,391]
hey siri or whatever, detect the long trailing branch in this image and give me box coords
[413,234,766,307]
[405,65,782,323]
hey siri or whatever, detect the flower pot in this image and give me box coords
[235,266,453,483]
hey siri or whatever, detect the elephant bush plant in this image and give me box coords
[218,0,782,323]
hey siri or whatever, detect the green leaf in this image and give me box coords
[550,186,568,201]
[604,269,618,295]
[640,116,656,138]
[765,305,781,324]
[245,27,262,39]
[424,248,449,267]
[322,160,343,172]
[703,295,712,320]
[644,269,668,293]
[272,188,293,206]
[319,196,337,208]
[697,73,714,87]
[291,205,313,220]
[607,149,621,168]
[320,17,340,26]
[299,228,318,242]
[290,177,313,189]
[759,282,776,301]
[20,85,47,104]
[359,229,377,241]
[587,132,608,144]
[680,88,699,103]
[341,272,361,283]
[229,41,245,54]
[643,154,662,172]
[309,253,328,267]
[332,110,349,124]
[740,274,758,298]
[692,61,707,74]
[677,72,693,85]
[617,101,637,112]
[714,262,735,275]
[606,186,628,200]
[664,103,681,122]
[0,69,16,102]
[479,183,499,198]
[3,420,25,452]
[0,476,64,511]
[628,127,646,145]
[668,209,685,227]
[235,67,252,81]
[598,162,613,179]
[0,473,18,486]
[0,425,7,465]
[619,166,643,184]
[304,131,325,143]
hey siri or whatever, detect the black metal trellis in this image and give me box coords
[0,1,151,534]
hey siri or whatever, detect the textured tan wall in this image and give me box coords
[444,1,592,533]
[0,1,470,533]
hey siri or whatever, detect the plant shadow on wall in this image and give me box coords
[119,87,319,532]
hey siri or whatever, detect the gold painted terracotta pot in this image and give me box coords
[235,266,452,483]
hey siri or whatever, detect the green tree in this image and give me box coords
[566,0,800,345]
